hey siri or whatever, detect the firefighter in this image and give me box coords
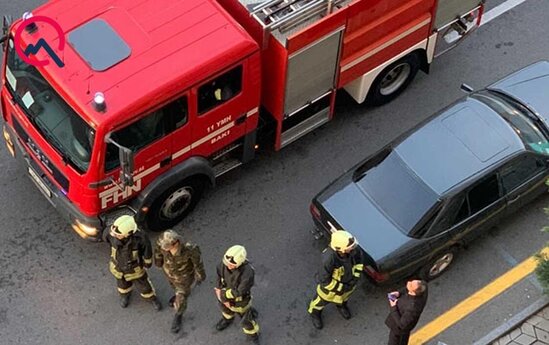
[214,245,260,344]
[307,230,366,329]
[104,215,162,311]
[154,230,206,334]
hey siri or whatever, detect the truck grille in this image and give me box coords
[12,116,69,191]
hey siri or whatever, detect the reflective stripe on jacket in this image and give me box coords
[317,247,365,295]
[216,261,255,308]
[107,231,153,280]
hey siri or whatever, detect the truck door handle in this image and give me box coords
[235,115,246,125]
[160,156,171,167]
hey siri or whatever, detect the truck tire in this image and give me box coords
[418,247,458,281]
[145,177,205,231]
[366,53,420,106]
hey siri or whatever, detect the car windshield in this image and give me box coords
[355,150,439,234]
[473,91,549,155]
[5,39,95,173]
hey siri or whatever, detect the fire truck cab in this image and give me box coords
[1,0,484,240]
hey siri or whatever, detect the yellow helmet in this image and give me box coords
[223,245,247,267]
[330,230,358,252]
[111,215,137,237]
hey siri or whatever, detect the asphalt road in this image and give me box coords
[1,1,548,345]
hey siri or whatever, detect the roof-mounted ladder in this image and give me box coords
[250,0,345,34]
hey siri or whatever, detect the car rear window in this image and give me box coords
[356,151,439,234]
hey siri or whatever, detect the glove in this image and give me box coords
[195,273,206,285]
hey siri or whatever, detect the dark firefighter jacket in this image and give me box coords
[106,231,153,281]
[317,247,365,295]
[216,261,255,309]
[154,241,206,284]
[385,287,428,335]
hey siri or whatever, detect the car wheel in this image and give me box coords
[366,53,420,106]
[419,248,458,281]
[146,177,205,231]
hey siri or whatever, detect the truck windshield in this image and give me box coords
[5,39,95,173]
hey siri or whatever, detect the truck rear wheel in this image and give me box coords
[146,177,205,231]
[367,53,420,106]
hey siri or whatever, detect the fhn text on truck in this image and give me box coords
[0,0,484,240]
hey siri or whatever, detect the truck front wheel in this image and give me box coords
[367,53,420,106]
[146,177,205,231]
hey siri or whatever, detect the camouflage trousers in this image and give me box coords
[168,277,194,316]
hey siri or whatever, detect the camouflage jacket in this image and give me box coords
[154,242,206,283]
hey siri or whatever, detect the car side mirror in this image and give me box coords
[460,83,474,93]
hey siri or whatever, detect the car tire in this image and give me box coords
[146,177,205,231]
[366,53,420,106]
[418,247,458,281]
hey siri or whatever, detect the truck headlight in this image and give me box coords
[3,125,15,157]
[72,219,99,238]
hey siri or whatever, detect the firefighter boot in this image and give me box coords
[310,310,323,330]
[336,302,352,320]
[171,314,183,334]
[150,297,163,311]
[120,293,130,308]
[215,317,233,331]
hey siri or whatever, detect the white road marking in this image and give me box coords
[481,0,529,26]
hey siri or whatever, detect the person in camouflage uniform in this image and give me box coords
[155,230,206,333]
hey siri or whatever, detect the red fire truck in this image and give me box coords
[1,0,484,240]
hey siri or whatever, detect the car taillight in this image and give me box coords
[310,203,321,220]
[364,265,389,283]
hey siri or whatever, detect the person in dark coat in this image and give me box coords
[385,279,428,345]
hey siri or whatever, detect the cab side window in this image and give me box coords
[198,65,242,115]
[105,97,188,171]
[500,154,545,193]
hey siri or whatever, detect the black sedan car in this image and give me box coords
[310,61,549,284]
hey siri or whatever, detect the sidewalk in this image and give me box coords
[490,304,549,345]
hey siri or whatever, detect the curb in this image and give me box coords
[473,295,549,345]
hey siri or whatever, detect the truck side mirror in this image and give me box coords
[1,16,12,48]
[119,146,134,187]
[104,133,135,188]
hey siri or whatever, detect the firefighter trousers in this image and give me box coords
[308,284,356,315]
[168,279,193,316]
[116,272,156,299]
[219,300,259,336]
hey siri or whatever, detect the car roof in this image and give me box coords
[395,97,525,195]
[17,0,258,129]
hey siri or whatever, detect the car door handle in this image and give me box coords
[508,194,520,204]
[235,115,246,125]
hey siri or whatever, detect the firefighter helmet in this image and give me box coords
[223,245,247,267]
[111,215,137,237]
[158,229,182,250]
[330,230,358,252]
